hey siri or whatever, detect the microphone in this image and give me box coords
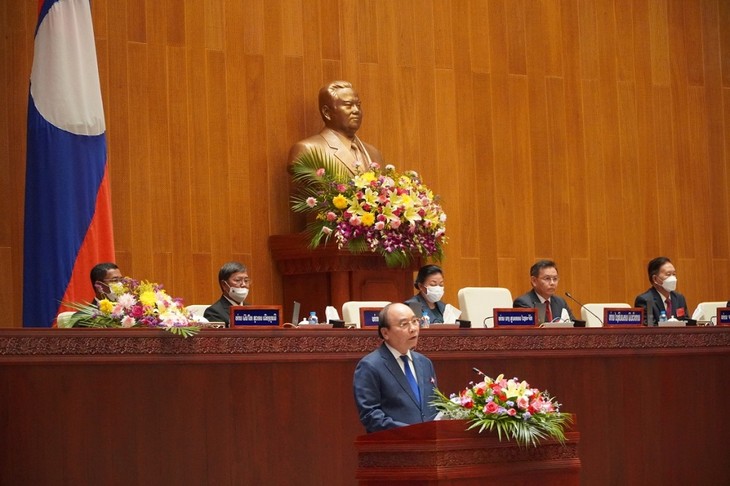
[482,316,494,327]
[565,291,603,325]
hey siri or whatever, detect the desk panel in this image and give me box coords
[2,328,729,485]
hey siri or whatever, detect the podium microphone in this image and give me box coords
[472,367,487,377]
[565,291,603,325]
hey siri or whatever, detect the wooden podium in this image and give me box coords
[269,233,421,320]
[355,419,580,485]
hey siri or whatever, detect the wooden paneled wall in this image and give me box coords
[2,0,730,327]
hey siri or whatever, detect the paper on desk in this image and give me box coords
[443,304,462,324]
[691,305,704,321]
[561,308,571,322]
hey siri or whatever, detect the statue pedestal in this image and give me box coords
[269,234,420,321]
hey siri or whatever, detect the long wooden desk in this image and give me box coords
[2,327,730,485]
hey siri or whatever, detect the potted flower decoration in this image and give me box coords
[290,149,447,267]
[431,370,573,447]
[61,278,200,338]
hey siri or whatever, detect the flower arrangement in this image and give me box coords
[290,149,447,267]
[61,278,200,338]
[431,370,573,447]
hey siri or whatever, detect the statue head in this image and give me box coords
[318,81,362,138]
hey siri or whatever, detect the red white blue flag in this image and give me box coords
[24,0,115,327]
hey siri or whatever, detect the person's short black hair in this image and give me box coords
[647,257,672,284]
[530,260,557,278]
[218,261,248,283]
[90,262,119,287]
[414,264,443,290]
[377,303,396,339]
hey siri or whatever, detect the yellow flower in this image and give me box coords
[98,299,114,314]
[361,212,375,226]
[332,194,349,209]
[139,290,157,307]
[354,171,377,188]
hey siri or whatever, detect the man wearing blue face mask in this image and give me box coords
[634,256,689,325]
[204,261,251,327]
[405,265,447,324]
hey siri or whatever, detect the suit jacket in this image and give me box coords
[634,287,688,325]
[353,343,439,434]
[404,294,446,324]
[203,295,245,327]
[288,127,385,175]
[513,289,576,322]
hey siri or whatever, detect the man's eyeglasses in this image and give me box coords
[539,276,560,283]
[230,278,252,286]
[396,317,423,329]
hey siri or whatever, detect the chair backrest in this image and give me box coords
[457,287,513,328]
[186,305,209,318]
[581,303,631,327]
[56,311,76,328]
[691,301,728,322]
[341,301,391,328]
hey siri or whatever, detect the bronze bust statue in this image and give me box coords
[288,81,385,174]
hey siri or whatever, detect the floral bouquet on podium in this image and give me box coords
[290,149,447,267]
[61,278,200,338]
[431,369,573,447]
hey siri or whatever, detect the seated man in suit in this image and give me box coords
[89,262,124,305]
[288,80,385,175]
[353,303,439,434]
[204,261,251,327]
[513,259,575,323]
[634,256,688,325]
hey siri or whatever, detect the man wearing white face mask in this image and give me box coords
[634,257,689,325]
[405,265,447,324]
[204,261,251,327]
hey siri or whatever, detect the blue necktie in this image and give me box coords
[400,355,420,402]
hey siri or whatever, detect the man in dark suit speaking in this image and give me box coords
[513,259,576,323]
[353,303,439,433]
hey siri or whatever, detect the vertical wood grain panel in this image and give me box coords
[719,0,730,86]
[468,0,490,74]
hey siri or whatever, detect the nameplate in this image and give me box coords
[493,308,538,328]
[230,305,283,327]
[717,307,730,326]
[359,307,383,327]
[603,308,645,327]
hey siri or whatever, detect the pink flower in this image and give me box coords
[390,220,401,229]
[516,396,529,410]
[507,408,517,416]
[374,221,385,230]
[326,211,337,222]
[306,197,317,208]
[349,215,361,226]
[316,168,325,177]
[322,227,332,235]
[484,401,499,414]
[120,316,136,328]
[337,184,347,193]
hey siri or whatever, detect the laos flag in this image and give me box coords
[23,0,115,327]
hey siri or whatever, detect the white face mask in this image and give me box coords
[424,285,444,303]
[660,275,677,292]
[226,283,249,303]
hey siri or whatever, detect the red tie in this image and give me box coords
[665,297,672,317]
[545,300,552,322]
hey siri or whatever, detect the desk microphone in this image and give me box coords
[565,291,603,325]
[483,316,494,327]
[472,367,487,377]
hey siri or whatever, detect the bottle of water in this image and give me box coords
[659,310,667,323]
[421,312,430,329]
[308,311,319,325]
